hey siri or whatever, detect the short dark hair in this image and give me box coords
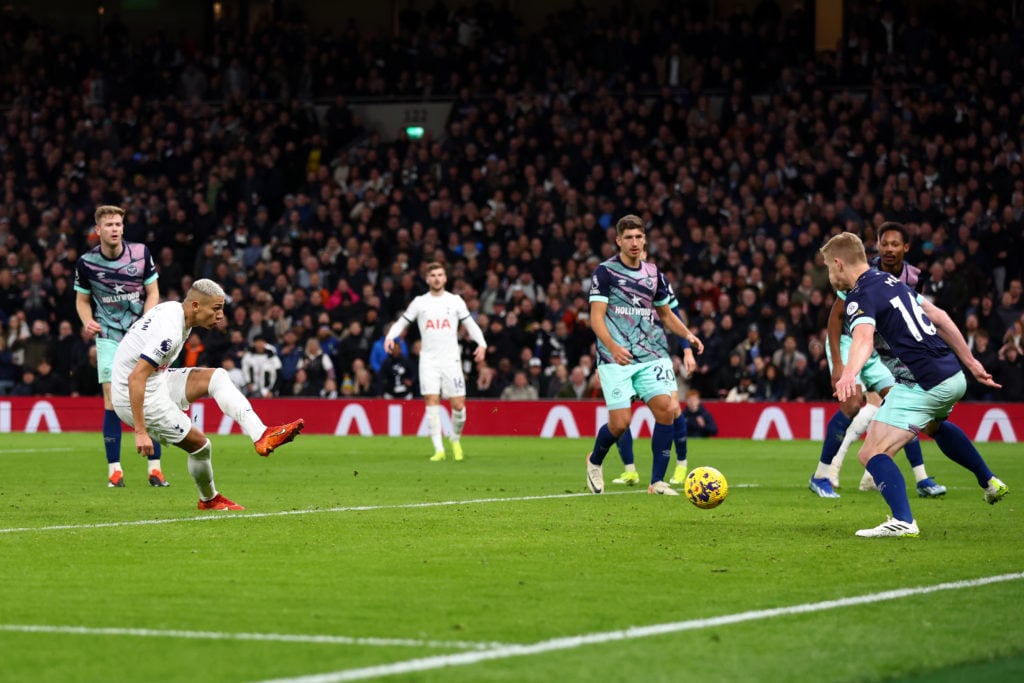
[615,214,644,236]
[878,221,910,245]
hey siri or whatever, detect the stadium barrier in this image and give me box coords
[2,398,1022,442]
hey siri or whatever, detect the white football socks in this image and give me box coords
[426,405,444,451]
[208,367,266,441]
[831,404,878,480]
[450,407,466,442]
[187,439,216,501]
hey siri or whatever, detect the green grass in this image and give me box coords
[0,432,1021,682]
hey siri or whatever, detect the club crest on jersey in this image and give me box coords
[126,264,138,275]
[642,277,654,290]
[425,318,452,330]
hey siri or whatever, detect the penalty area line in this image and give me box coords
[249,572,1024,683]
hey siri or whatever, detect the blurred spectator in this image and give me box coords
[732,323,766,370]
[752,362,787,402]
[13,320,55,372]
[557,366,590,399]
[376,342,416,399]
[31,359,68,396]
[500,370,539,400]
[994,344,1024,402]
[181,332,205,367]
[286,368,318,397]
[683,390,718,437]
[350,359,375,397]
[583,370,603,399]
[785,354,818,401]
[70,345,101,397]
[297,337,334,395]
[965,330,999,401]
[335,320,371,376]
[544,363,570,398]
[370,329,407,374]
[241,335,282,398]
[725,373,756,402]
[221,357,249,393]
[11,370,36,397]
[715,351,747,399]
[276,329,304,386]
[472,362,503,398]
[53,320,86,385]
[321,378,341,399]
[525,357,545,395]
[0,333,21,395]
[772,335,808,381]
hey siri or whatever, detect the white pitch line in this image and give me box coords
[0,490,642,535]
[250,572,1024,683]
[0,448,75,454]
[0,624,508,650]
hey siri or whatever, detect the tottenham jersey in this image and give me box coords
[589,256,671,365]
[400,291,472,365]
[74,241,158,341]
[844,269,960,390]
[111,301,189,406]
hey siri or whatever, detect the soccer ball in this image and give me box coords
[684,466,728,509]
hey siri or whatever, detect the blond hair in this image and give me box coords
[94,205,125,224]
[187,278,227,301]
[819,232,867,266]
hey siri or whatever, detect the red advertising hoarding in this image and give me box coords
[2,398,1021,442]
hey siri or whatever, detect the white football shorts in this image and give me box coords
[418,360,467,398]
[113,367,197,445]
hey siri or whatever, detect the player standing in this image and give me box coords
[612,267,697,487]
[75,205,164,487]
[831,223,946,495]
[811,223,945,498]
[584,215,703,496]
[384,262,487,461]
[824,233,1007,537]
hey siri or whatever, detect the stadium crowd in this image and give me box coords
[1,0,1023,403]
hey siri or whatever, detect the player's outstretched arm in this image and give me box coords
[921,298,1002,389]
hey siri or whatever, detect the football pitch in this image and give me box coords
[1,432,1022,683]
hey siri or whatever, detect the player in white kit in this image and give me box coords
[111,279,304,510]
[385,262,487,461]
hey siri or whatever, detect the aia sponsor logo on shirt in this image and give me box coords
[425,318,452,330]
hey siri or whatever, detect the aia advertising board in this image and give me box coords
[2,398,1022,442]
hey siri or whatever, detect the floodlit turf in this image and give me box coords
[0,431,1021,683]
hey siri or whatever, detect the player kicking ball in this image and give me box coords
[111,279,304,510]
